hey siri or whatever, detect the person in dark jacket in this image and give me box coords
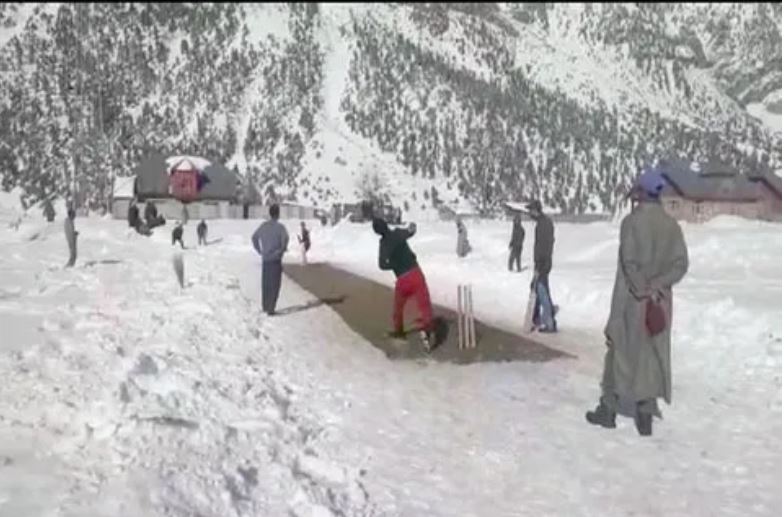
[508,214,525,272]
[144,201,158,226]
[128,200,140,229]
[197,219,208,246]
[526,200,557,332]
[172,223,185,249]
[373,218,434,345]
[64,207,78,268]
[43,198,55,222]
[251,204,289,315]
[456,217,471,258]
[297,221,311,264]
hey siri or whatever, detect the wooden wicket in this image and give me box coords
[458,284,476,349]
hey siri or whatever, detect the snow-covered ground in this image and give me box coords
[0,206,780,516]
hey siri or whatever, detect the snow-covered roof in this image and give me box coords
[165,155,212,173]
[112,176,135,199]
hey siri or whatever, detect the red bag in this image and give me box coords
[645,298,667,336]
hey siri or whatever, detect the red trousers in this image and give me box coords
[393,266,433,332]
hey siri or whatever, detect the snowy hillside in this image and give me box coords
[0,211,780,516]
[0,3,780,215]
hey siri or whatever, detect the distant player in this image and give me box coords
[197,219,208,246]
[64,207,78,268]
[508,213,525,272]
[297,221,311,264]
[172,223,185,249]
[456,217,471,258]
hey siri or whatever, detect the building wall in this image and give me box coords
[661,195,762,223]
[756,184,782,222]
[112,198,132,220]
[111,198,247,220]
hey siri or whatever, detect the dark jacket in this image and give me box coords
[510,223,525,249]
[128,204,140,228]
[172,225,183,244]
[197,220,207,237]
[43,200,55,222]
[144,202,158,222]
[533,215,554,275]
[374,219,418,278]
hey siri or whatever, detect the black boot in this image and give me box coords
[635,407,653,436]
[586,402,616,429]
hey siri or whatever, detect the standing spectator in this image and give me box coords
[526,200,556,333]
[64,207,78,268]
[251,204,289,316]
[197,219,208,246]
[456,217,471,258]
[128,199,141,229]
[508,213,525,272]
[144,201,158,227]
[297,221,311,264]
[586,167,689,437]
[43,198,55,223]
[172,222,185,249]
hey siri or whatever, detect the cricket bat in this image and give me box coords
[522,272,537,334]
[172,251,185,290]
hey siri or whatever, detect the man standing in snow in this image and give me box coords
[172,222,185,249]
[456,217,471,258]
[508,213,525,272]
[297,221,311,265]
[586,166,689,437]
[144,201,158,227]
[64,206,78,268]
[373,218,434,347]
[251,204,289,315]
[128,199,141,229]
[526,200,557,332]
[43,198,55,223]
[197,219,208,246]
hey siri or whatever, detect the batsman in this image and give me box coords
[372,217,435,349]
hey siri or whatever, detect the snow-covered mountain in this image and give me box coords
[0,3,780,215]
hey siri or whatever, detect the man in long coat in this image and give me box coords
[586,167,689,436]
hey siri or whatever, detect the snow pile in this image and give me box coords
[0,188,24,223]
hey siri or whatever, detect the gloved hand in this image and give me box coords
[408,222,417,233]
